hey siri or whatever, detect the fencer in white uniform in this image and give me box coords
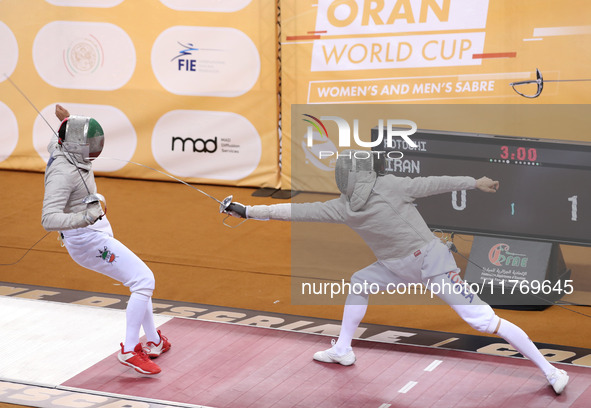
[41,105,170,375]
[225,150,568,395]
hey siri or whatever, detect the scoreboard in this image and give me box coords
[372,128,591,246]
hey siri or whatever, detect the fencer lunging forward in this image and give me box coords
[41,105,170,375]
[225,150,568,395]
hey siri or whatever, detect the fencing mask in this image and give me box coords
[58,115,104,161]
[334,150,377,211]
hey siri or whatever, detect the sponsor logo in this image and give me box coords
[34,21,135,90]
[488,243,528,268]
[152,26,260,97]
[64,35,104,76]
[152,110,261,180]
[171,136,218,153]
[172,41,199,61]
[171,41,211,72]
[169,40,223,72]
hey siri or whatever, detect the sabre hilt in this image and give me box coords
[220,195,248,228]
[83,193,107,218]
[219,195,233,213]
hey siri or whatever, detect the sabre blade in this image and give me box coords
[4,74,93,194]
[543,79,591,83]
[96,156,224,205]
[4,74,59,138]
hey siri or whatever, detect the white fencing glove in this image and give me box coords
[84,202,103,225]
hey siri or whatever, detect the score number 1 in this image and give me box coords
[451,192,579,222]
[568,195,578,221]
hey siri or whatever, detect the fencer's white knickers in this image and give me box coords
[61,222,155,298]
[350,239,499,334]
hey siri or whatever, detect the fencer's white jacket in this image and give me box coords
[42,138,110,234]
[247,174,476,268]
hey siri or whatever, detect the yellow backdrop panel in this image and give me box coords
[0,0,280,188]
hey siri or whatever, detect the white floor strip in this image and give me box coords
[424,359,443,372]
[398,381,418,394]
[0,296,171,387]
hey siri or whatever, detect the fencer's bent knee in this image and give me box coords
[351,271,364,286]
[454,304,498,334]
[470,310,499,334]
[350,271,372,295]
[484,314,502,334]
[129,268,155,297]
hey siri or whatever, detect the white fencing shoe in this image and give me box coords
[547,368,569,395]
[313,340,356,366]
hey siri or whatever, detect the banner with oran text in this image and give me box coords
[281,0,591,190]
[0,0,279,188]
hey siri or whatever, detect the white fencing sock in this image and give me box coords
[124,292,150,352]
[334,293,368,355]
[496,318,555,377]
[142,297,160,344]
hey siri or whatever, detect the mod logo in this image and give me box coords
[171,136,218,153]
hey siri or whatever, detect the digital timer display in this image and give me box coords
[499,146,537,162]
[372,128,591,246]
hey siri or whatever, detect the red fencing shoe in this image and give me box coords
[146,330,171,358]
[118,343,161,374]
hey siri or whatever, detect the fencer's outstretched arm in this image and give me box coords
[245,203,291,220]
[398,175,498,199]
[227,202,293,220]
[226,198,345,223]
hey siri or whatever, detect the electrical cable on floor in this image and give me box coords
[0,232,51,266]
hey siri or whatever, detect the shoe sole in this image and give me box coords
[148,344,171,359]
[313,355,356,366]
[118,359,161,375]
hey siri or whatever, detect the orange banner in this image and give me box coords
[0,0,280,188]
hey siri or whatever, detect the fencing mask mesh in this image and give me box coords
[334,150,375,195]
